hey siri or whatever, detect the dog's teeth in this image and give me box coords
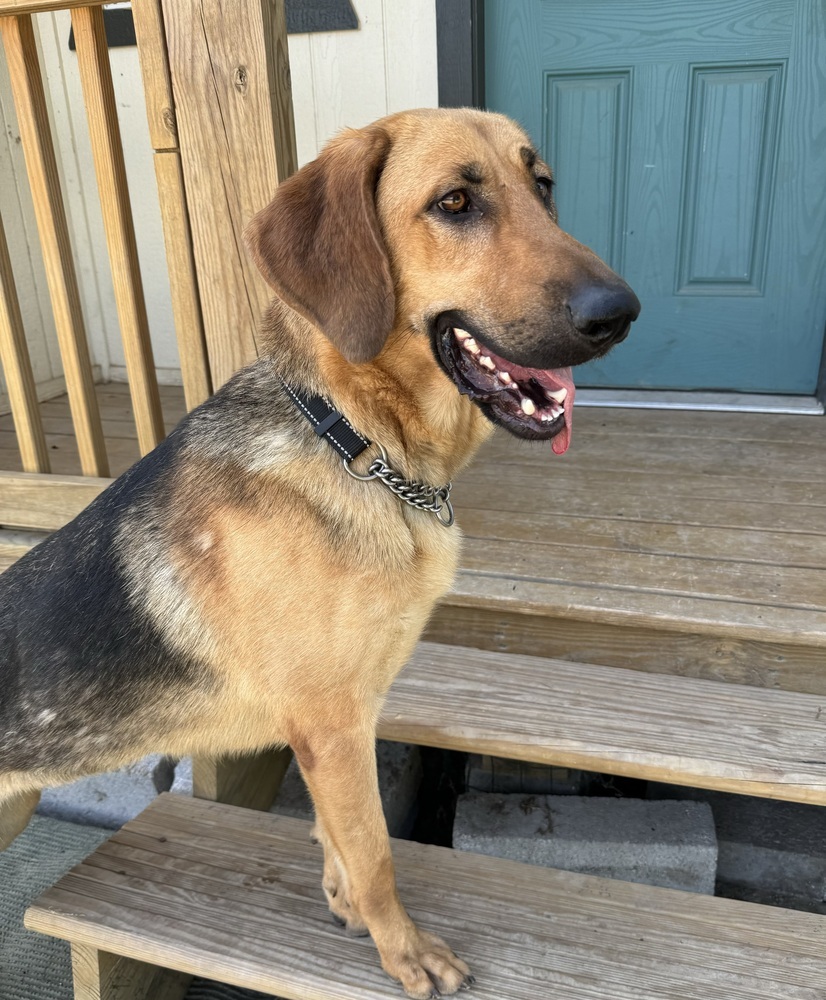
[454,329,470,341]
[464,339,480,354]
[551,403,564,418]
[521,397,536,416]
[479,355,496,370]
[544,386,568,403]
[541,412,554,422]
[499,371,513,384]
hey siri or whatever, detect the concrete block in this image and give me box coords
[171,755,193,795]
[37,754,171,829]
[171,741,422,838]
[648,783,826,912]
[454,793,718,894]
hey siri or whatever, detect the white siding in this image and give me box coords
[0,1,437,403]
[291,0,438,163]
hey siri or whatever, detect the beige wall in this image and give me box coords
[0,1,438,408]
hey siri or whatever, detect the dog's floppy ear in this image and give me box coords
[245,126,393,363]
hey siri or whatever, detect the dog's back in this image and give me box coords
[0,424,200,780]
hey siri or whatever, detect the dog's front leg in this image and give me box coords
[292,724,473,998]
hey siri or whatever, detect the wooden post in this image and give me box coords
[71,944,190,1000]
[132,0,212,412]
[192,745,293,811]
[148,0,297,807]
[160,0,298,388]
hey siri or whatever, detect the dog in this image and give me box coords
[0,108,639,997]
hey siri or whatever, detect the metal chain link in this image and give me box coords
[343,444,454,527]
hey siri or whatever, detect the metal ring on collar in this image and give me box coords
[343,443,388,481]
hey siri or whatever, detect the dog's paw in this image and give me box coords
[382,929,473,998]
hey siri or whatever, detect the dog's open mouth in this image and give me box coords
[435,326,576,454]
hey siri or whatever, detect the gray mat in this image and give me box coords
[0,814,109,1000]
[0,814,283,1000]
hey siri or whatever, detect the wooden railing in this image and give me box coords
[0,0,296,533]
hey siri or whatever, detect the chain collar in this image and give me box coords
[281,380,454,528]
[343,444,454,527]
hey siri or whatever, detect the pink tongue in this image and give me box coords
[524,365,575,455]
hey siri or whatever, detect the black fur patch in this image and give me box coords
[0,429,206,774]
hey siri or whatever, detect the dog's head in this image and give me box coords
[245,109,640,454]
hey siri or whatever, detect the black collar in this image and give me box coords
[281,381,371,463]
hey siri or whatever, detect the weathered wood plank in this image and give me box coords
[0,13,108,476]
[458,537,826,613]
[0,0,101,13]
[71,943,191,1000]
[447,570,826,646]
[0,470,109,530]
[162,0,297,387]
[130,0,178,153]
[0,211,50,471]
[25,796,826,1000]
[490,408,826,447]
[474,432,826,483]
[458,507,826,568]
[453,474,825,528]
[425,603,826,694]
[71,4,165,457]
[381,643,826,804]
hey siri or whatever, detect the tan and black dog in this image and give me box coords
[0,109,639,997]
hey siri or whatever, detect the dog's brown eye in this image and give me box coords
[536,177,553,201]
[438,190,471,214]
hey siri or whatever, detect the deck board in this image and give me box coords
[25,795,826,1000]
[380,643,826,804]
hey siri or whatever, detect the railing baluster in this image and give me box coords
[0,211,50,472]
[0,13,108,477]
[71,4,165,455]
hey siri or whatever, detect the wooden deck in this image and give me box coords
[2,383,825,691]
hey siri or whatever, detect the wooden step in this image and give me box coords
[379,643,826,805]
[426,413,826,695]
[26,794,826,1000]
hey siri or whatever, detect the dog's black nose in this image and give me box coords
[567,282,641,343]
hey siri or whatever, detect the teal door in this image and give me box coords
[485,0,826,393]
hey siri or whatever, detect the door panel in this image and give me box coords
[485,0,826,393]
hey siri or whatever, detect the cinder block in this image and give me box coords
[648,783,826,912]
[171,741,422,838]
[454,793,718,894]
[171,754,193,795]
[37,754,171,829]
